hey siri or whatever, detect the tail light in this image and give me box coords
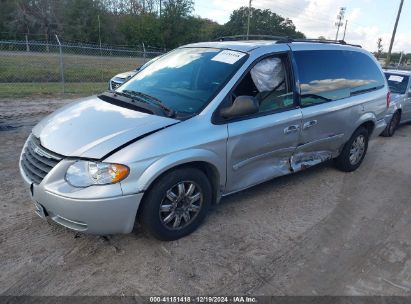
[386,91,391,108]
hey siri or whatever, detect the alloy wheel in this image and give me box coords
[349,135,366,165]
[159,181,203,230]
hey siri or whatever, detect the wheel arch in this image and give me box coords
[136,150,224,211]
[353,113,377,137]
[359,120,375,136]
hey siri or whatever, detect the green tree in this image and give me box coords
[12,0,64,42]
[119,13,162,47]
[62,0,104,43]
[0,0,307,50]
[0,0,19,39]
[161,0,194,48]
[219,7,304,39]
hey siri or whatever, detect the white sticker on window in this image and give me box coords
[388,75,404,82]
[211,50,246,64]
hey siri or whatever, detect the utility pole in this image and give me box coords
[342,20,348,41]
[335,7,346,41]
[386,0,404,67]
[246,0,252,40]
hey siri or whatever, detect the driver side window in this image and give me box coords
[232,54,294,113]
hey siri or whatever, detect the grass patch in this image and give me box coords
[0,82,108,98]
[0,51,147,82]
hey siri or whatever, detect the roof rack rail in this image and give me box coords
[285,38,362,48]
[216,35,292,42]
[215,35,362,48]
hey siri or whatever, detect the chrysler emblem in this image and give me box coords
[32,142,54,159]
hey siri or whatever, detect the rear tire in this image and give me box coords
[139,167,212,241]
[335,127,369,172]
[381,111,400,137]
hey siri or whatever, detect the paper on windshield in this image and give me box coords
[211,50,246,64]
[388,75,404,82]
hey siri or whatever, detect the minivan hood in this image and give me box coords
[32,96,178,159]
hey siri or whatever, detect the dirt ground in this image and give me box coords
[0,98,410,296]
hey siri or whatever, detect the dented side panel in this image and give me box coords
[294,95,366,168]
[225,109,302,193]
[290,151,333,172]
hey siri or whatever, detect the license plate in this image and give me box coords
[33,201,46,219]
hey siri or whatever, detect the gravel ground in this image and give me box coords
[0,98,410,296]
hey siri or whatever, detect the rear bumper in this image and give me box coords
[19,160,143,235]
[384,113,394,125]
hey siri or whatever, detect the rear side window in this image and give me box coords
[294,50,385,106]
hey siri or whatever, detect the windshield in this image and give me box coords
[118,47,247,114]
[385,73,410,94]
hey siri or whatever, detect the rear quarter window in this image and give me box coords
[294,50,385,107]
[385,73,410,94]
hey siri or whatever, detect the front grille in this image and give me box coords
[21,136,63,184]
[111,80,122,90]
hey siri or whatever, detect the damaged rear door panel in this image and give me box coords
[289,47,387,171]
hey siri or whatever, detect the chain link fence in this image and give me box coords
[0,36,165,97]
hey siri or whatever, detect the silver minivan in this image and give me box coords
[382,69,411,136]
[20,39,389,240]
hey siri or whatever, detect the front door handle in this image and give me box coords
[284,124,300,134]
[303,120,318,130]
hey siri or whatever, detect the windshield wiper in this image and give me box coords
[121,90,175,117]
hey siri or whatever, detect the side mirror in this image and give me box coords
[220,96,259,119]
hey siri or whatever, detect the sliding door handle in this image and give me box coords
[284,125,300,134]
[303,120,318,130]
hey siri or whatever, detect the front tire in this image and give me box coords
[335,127,369,172]
[139,167,212,241]
[381,111,400,137]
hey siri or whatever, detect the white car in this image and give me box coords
[382,70,411,136]
[109,56,161,90]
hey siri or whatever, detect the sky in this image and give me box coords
[193,0,411,53]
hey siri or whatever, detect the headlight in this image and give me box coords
[65,161,129,188]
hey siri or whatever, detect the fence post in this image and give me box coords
[142,42,146,61]
[25,35,30,52]
[55,34,65,93]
